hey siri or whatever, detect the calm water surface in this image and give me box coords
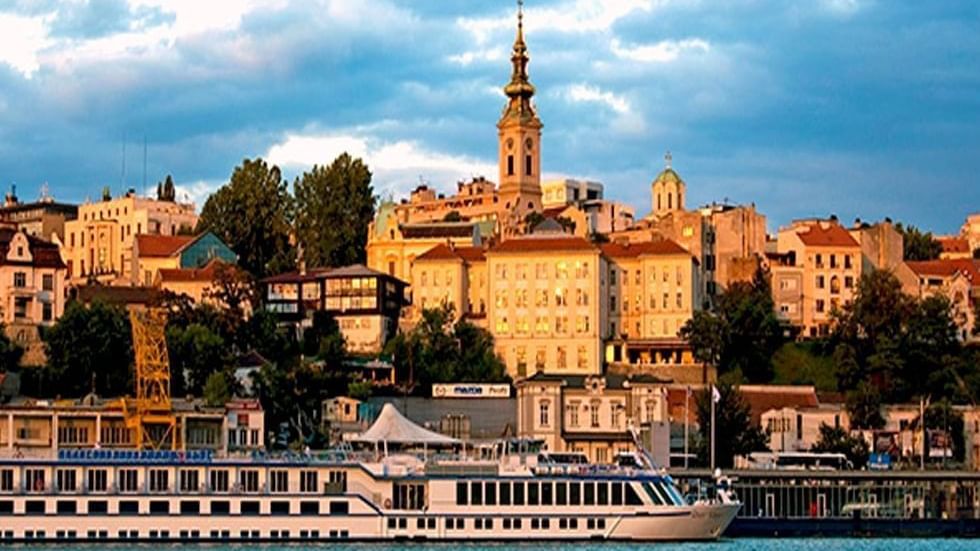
[20,541,979,551]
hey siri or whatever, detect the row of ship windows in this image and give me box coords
[0,468,346,494]
[0,499,349,516]
[455,480,646,507]
[386,517,606,531]
[6,529,348,541]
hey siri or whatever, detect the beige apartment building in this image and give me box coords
[486,235,607,378]
[409,244,488,326]
[60,192,198,285]
[962,213,980,253]
[515,372,670,465]
[771,220,862,337]
[907,258,979,342]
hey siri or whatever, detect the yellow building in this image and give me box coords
[409,244,488,326]
[486,235,606,378]
[60,192,198,285]
[772,220,862,337]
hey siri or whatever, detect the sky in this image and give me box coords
[0,0,977,235]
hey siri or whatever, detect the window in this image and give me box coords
[179,470,199,493]
[577,345,588,370]
[329,501,349,515]
[42,274,53,291]
[513,482,525,505]
[845,276,854,288]
[470,481,483,505]
[499,481,511,505]
[56,469,76,492]
[830,276,841,294]
[485,481,497,505]
[209,470,229,493]
[527,482,539,505]
[845,255,853,269]
[567,401,580,427]
[590,402,600,428]
[270,470,289,493]
[816,275,825,289]
[210,501,230,515]
[42,302,52,322]
[118,469,138,493]
[816,299,825,313]
[557,346,567,369]
[270,501,290,515]
[13,272,26,288]
[0,469,12,492]
[240,501,260,515]
[540,482,553,505]
[535,348,546,372]
[556,261,568,280]
[555,287,567,306]
[525,154,532,175]
[240,470,259,493]
[539,401,550,427]
[149,501,170,515]
[570,482,581,505]
[507,155,514,176]
[300,470,318,493]
[149,469,168,493]
[180,501,200,515]
[87,469,107,492]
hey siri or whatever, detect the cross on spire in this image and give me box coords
[665,150,672,169]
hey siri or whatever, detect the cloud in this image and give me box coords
[0,13,50,77]
[448,48,505,66]
[565,84,631,114]
[266,131,497,198]
[610,37,709,63]
[48,0,174,39]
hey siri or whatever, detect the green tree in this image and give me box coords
[810,423,869,468]
[0,325,23,371]
[771,342,838,391]
[197,158,295,278]
[203,370,232,407]
[156,174,176,202]
[42,301,132,398]
[695,380,769,468]
[896,223,942,261]
[293,153,375,268]
[167,323,229,397]
[845,381,886,430]
[442,210,463,222]
[347,380,372,401]
[681,269,783,382]
[386,304,509,395]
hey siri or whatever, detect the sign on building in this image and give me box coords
[432,384,511,399]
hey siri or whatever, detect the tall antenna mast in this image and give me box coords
[121,133,127,194]
[143,135,147,190]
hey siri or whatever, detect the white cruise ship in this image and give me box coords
[0,405,739,543]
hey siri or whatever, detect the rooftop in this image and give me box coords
[415,243,487,263]
[135,234,195,257]
[600,239,691,258]
[490,235,596,254]
[907,258,980,284]
[796,223,859,248]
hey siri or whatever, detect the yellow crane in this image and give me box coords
[121,307,177,450]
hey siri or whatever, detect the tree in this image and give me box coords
[523,212,545,233]
[386,304,509,395]
[0,325,23,372]
[42,301,132,398]
[293,153,375,268]
[156,174,176,202]
[167,323,229,397]
[442,210,463,222]
[203,371,232,407]
[810,423,869,468]
[681,269,783,382]
[197,158,295,278]
[896,223,942,261]
[845,381,886,430]
[204,262,256,316]
[771,342,838,391]
[695,381,769,468]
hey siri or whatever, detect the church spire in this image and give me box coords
[502,0,536,120]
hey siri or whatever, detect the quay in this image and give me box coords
[674,469,980,537]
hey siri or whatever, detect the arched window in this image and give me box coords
[525,154,532,175]
[657,193,661,210]
[507,155,515,176]
[678,190,683,209]
[830,276,841,294]
[668,193,673,210]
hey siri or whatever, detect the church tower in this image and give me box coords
[651,151,685,217]
[498,1,543,220]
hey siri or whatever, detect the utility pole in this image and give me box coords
[920,396,926,470]
[710,385,718,471]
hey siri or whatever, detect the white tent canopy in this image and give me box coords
[352,403,460,446]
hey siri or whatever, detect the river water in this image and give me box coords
[20,541,978,550]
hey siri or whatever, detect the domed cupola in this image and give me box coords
[651,151,685,217]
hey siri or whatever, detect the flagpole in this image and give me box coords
[710,385,716,472]
[684,386,690,470]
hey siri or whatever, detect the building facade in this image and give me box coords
[409,244,488,326]
[515,373,670,465]
[907,259,979,342]
[771,220,862,337]
[261,265,407,355]
[486,236,606,378]
[0,228,66,328]
[0,190,77,242]
[60,192,198,285]
[132,232,237,288]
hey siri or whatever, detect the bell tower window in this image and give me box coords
[525,155,532,176]
[668,193,672,210]
[508,155,515,176]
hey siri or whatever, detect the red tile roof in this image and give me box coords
[490,236,596,254]
[938,237,970,254]
[600,239,691,258]
[907,259,980,284]
[739,385,820,425]
[415,243,486,263]
[136,234,194,257]
[797,224,859,247]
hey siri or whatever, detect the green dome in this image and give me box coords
[653,167,684,185]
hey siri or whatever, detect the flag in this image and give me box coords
[711,385,721,404]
